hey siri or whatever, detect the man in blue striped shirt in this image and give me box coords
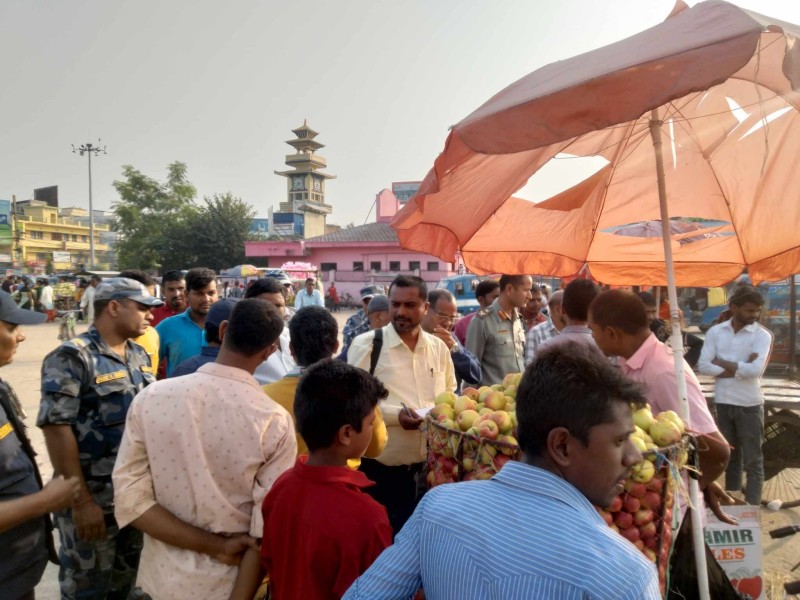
[344,342,660,600]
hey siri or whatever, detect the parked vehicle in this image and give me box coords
[436,274,496,315]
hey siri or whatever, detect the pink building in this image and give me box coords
[245,188,457,299]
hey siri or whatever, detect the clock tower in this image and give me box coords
[274,120,335,239]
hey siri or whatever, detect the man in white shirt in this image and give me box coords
[698,285,773,505]
[39,279,55,322]
[246,278,297,384]
[113,298,297,600]
[348,275,457,535]
[294,277,324,309]
[80,275,101,324]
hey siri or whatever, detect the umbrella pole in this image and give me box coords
[790,275,797,378]
[649,109,711,600]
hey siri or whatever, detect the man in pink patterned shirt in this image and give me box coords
[588,290,735,524]
[113,299,297,600]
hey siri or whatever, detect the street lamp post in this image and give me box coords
[72,140,106,269]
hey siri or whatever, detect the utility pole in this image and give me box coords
[72,140,106,269]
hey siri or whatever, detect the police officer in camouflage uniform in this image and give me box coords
[37,278,162,600]
[338,285,384,360]
[465,274,531,386]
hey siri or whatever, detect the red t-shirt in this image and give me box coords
[261,457,392,600]
[150,305,181,327]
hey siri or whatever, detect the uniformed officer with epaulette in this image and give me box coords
[466,274,532,386]
[37,278,163,600]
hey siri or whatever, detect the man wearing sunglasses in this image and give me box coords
[421,290,481,391]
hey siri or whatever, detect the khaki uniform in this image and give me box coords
[465,298,526,386]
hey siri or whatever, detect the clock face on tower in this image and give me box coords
[292,176,304,191]
[313,179,321,192]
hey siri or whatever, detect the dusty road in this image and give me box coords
[5,314,797,598]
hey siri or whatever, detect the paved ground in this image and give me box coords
[6,313,797,598]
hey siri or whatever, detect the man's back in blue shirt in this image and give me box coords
[170,346,220,378]
[344,462,659,600]
[155,309,204,377]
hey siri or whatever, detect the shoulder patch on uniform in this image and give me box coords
[95,370,127,384]
[65,337,87,349]
[476,308,490,318]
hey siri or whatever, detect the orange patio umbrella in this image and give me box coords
[392,0,800,288]
[391,2,800,596]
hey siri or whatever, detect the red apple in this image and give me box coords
[634,539,645,551]
[624,480,647,499]
[641,491,662,511]
[646,477,664,493]
[606,496,623,513]
[598,510,614,526]
[614,511,633,529]
[622,495,640,513]
[644,548,657,563]
[634,508,654,526]
[644,534,658,551]
[475,419,500,440]
[638,521,657,540]
[621,526,640,543]
[461,387,480,401]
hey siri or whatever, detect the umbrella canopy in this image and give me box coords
[391,0,800,286]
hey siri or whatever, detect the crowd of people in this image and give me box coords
[0,267,776,599]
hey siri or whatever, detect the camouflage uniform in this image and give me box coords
[339,309,369,360]
[37,325,154,600]
[465,298,526,386]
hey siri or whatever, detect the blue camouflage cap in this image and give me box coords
[0,290,46,325]
[94,277,164,307]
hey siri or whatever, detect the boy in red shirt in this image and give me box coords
[261,359,392,600]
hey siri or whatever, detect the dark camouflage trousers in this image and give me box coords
[54,510,142,600]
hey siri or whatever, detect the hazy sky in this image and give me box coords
[3,0,799,227]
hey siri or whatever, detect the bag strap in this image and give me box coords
[369,328,383,376]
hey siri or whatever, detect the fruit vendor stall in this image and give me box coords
[424,373,690,598]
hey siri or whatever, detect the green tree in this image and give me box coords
[112,162,199,270]
[184,193,256,271]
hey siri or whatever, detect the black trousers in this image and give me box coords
[359,458,425,537]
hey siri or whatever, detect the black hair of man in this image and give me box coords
[589,290,649,335]
[498,275,529,292]
[119,269,156,288]
[184,267,216,292]
[637,291,657,308]
[729,284,764,307]
[289,306,338,366]
[388,274,427,300]
[90,274,102,283]
[162,270,185,284]
[475,279,500,301]
[245,277,284,299]
[223,298,284,356]
[427,289,455,308]
[305,277,315,284]
[517,341,646,457]
[529,283,542,296]
[93,299,112,318]
[295,358,388,452]
[562,279,599,321]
